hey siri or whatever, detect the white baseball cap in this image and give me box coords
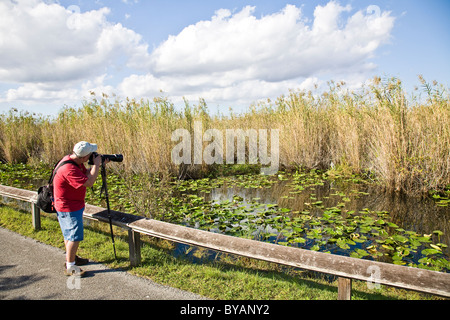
[73,141,98,157]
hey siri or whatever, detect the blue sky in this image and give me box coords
[0,0,449,116]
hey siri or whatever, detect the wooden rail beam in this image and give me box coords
[129,217,450,298]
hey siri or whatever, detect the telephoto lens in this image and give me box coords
[103,154,124,163]
[88,152,123,165]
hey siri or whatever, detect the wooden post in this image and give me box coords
[128,230,141,267]
[338,277,352,300]
[31,203,41,231]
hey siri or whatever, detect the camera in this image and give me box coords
[88,152,124,165]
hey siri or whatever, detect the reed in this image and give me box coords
[0,77,448,195]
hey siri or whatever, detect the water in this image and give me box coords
[179,176,450,270]
[207,180,449,250]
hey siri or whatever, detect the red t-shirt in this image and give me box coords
[53,155,88,212]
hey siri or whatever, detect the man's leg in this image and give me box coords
[65,240,80,265]
[58,208,86,272]
[64,240,85,277]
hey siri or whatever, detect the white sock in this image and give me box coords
[66,261,76,269]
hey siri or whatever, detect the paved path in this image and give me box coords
[0,227,207,300]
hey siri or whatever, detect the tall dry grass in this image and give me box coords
[0,77,449,194]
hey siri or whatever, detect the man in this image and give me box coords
[53,141,103,276]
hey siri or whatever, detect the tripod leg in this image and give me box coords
[108,215,117,260]
[101,164,117,260]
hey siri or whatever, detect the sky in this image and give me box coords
[0,0,449,117]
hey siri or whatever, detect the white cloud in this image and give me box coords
[0,0,147,82]
[4,82,79,103]
[0,0,148,105]
[121,0,139,4]
[2,75,115,106]
[118,2,395,108]
[146,2,395,81]
[0,0,395,112]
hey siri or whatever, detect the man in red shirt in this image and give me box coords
[53,141,103,276]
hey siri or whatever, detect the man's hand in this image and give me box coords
[93,153,102,166]
[83,153,101,187]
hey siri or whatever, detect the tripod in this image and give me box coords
[100,162,117,260]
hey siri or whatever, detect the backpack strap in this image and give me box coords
[48,159,78,185]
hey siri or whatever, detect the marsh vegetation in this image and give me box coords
[0,76,449,273]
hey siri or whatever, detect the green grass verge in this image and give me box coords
[0,203,440,300]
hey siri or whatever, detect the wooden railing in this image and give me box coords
[1,184,449,299]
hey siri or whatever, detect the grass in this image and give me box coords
[0,203,442,300]
[0,76,449,195]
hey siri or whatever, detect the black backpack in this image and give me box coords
[36,159,77,213]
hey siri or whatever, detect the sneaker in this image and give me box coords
[64,264,86,277]
[75,255,89,266]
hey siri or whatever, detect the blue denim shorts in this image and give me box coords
[56,207,84,241]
